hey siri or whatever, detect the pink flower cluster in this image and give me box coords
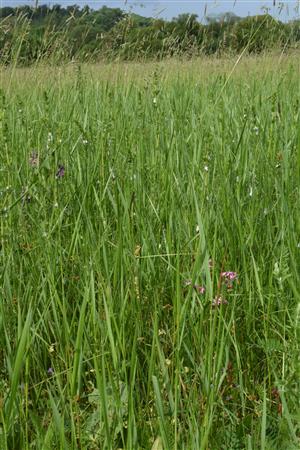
[221,271,238,281]
[184,268,239,308]
[212,296,228,307]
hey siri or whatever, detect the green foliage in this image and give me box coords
[229,15,288,53]
[0,4,300,65]
[0,56,299,448]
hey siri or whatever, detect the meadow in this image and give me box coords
[0,53,300,449]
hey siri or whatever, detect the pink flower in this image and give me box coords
[195,285,205,294]
[212,296,228,307]
[221,271,238,281]
[183,280,205,294]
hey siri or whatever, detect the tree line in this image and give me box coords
[0,4,300,64]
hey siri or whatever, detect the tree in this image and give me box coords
[94,6,124,32]
[0,7,15,18]
[172,13,198,27]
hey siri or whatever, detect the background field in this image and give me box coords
[1,54,300,449]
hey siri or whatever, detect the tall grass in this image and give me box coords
[0,55,300,449]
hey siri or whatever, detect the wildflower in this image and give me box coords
[204,165,209,172]
[48,132,53,143]
[29,151,39,168]
[47,367,54,376]
[212,296,228,307]
[221,271,238,290]
[249,186,253,197]
[253,126,259,135]
[153,97,157,105]
[82,139,89,145]
[56,165,65,178]
[183,279,205,294]
[195,285,205,294]
[221,271,238,281]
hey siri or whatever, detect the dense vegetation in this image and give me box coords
[1,4,300,449]
[0,4,300,64]
[0,55,300,448]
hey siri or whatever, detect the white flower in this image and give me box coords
[153,97,157,105]
[196,225,200,233]
[204,165,209,172]
[253,126,259,135]
[249,186,253,197]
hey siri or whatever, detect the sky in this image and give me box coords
[1,0,299,22]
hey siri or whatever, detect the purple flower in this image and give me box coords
[212,296,228,307]
[56,165,65,178]
[221,271,238,281]
[47,367,54,376]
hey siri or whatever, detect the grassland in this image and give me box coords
[1,54,300,449]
